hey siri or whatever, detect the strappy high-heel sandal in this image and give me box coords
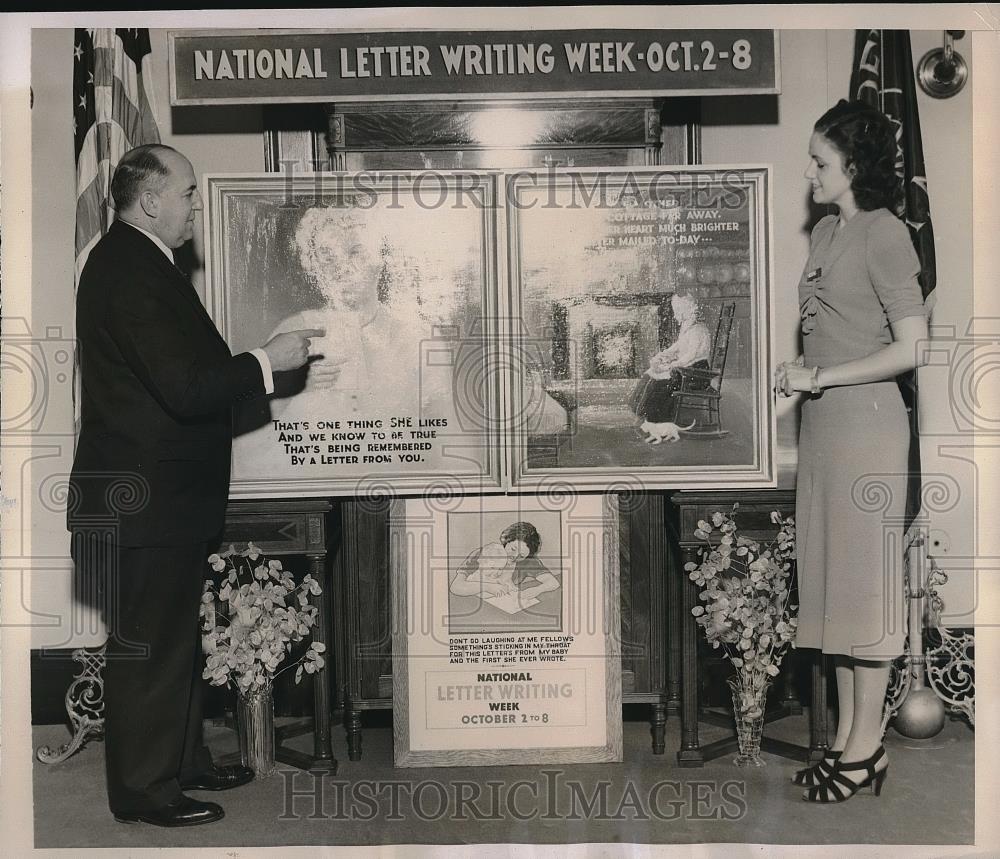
[791,750,842,787]
[803,746,888,803]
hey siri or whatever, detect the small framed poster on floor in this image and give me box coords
[391,492,622,767]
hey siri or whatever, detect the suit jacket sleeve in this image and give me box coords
[107,274,264,419]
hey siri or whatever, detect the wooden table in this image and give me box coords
[668,490,829,766]
[221,499,337,774]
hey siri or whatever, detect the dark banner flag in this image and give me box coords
[74,28,161,278]
[73,28,161,432]
[850,29,936,535]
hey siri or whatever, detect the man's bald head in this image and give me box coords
[110,144,178,213]
[111,145,202,248]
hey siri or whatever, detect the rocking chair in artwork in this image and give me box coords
[671,302,736,438]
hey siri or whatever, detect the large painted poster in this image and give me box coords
[391,493,622,767]
[205,166,774,496]
[205,172,504,497]
[506,166,775,490]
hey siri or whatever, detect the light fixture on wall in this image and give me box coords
[917,30,969,99]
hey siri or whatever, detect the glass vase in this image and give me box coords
[727,676,771,768]
[236,683,276,779]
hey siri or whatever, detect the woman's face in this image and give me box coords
[503,539,531,562]
[671,296,695,323]
[804,132,856,212]
[305,230,379,310]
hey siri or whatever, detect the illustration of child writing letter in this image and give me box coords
[450,522,561,615]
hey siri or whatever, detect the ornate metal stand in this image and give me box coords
[36,645,107,763]
[882,645,913,736]
[924,626,975,726]
[882,541,975,735]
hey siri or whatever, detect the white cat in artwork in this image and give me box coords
[639,419,696,444]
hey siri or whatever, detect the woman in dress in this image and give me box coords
[630,291,712,425]
[775,100,928,802]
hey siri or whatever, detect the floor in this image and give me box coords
[551,379,755,470]
[32,707,974,851]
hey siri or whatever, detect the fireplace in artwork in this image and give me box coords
[548,295,673,408]
[590,322,638,379]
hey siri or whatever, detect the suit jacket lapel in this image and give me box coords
[113,221,231,354]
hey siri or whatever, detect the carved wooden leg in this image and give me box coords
[667,548,682,716]
[308,553,337,772]
[650,702,667,755]
[678,546,703,766]
[780,657,803,715]
[345,700,363,762]
[809,651,829,761]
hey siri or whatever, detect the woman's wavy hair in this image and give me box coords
[814,99,902,213]
[499,521,541,557]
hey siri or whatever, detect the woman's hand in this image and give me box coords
[302,356,348,393]
[779,361,816,395]
[649,354,675,375]
[774,355,805,397]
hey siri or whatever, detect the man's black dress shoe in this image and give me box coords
[114,795,224,827]
[181,764,256,791]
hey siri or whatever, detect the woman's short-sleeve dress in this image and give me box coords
[795,208,926,659]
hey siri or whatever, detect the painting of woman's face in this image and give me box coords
[293,211,384,311]
[671,294,697,324]
[304,233,380,310]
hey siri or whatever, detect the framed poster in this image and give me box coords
[505,166,776,491]
[204,171,504,497]
[391,493,622,767]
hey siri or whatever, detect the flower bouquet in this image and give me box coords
[685,505,797,765]
[200,542,326,776]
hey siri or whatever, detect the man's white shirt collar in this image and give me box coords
[120,220,175,264]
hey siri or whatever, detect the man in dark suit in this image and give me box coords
[69,144,322,827]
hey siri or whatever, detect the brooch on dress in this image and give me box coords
[800,267,824,335]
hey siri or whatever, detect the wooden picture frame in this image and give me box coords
[504,165,776,490]
[391,493,622,767]
[203,171,504,499]
[204,166,774,497]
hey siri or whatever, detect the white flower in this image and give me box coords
[208,553,227,572]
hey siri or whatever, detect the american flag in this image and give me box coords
[73,28,161,281]
[72,28,160,432]
[849,29,936,534]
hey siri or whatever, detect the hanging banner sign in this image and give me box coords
[168,29,779,105]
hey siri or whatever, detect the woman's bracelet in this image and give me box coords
[810,365,822,394]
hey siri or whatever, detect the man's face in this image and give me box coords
[149,150,202,249]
